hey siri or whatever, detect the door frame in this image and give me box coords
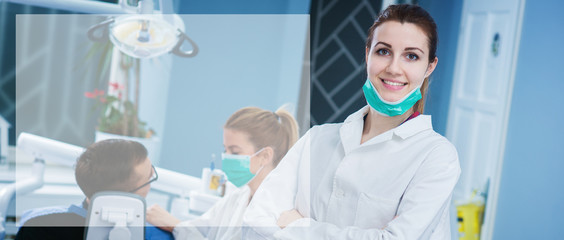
[482,1,526,238]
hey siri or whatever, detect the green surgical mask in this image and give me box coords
[221,148,264,187]
[362,78,422,116]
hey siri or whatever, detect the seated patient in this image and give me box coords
[16,139,173,240]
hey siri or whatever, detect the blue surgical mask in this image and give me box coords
[221,148,264,187]
[362,78,422,116]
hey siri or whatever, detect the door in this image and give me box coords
[446,0,525,239]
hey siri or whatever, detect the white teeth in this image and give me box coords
[382,80,406,86]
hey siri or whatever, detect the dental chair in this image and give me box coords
[8,134,147,240]
[1,133,203,239]
[85,191,145,240]
[0,133,83,239]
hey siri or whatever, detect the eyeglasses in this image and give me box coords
[130,165,158,193]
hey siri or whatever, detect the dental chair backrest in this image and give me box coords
[85,191,145,240]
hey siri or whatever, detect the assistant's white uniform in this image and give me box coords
[243,106,461,239]
[173,185,251,240]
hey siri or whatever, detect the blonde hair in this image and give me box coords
[224,106,299,166]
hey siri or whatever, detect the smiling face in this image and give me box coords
[223,128,263,174]
[366,21,437,103]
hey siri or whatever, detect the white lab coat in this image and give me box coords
[243,106,461,239]
[173,185,251,240]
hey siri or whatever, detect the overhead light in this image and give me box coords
[87,0,198,59]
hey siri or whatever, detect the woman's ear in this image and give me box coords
[259,147,275,166]
[425,57,438,78]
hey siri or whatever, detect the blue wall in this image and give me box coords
[158,1,310,177]
[418,0,463,135]
[493,0,564,238]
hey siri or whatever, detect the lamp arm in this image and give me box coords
[87,18,114,42]
[171,31,199,58]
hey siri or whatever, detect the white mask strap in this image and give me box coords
[251,147,266,157]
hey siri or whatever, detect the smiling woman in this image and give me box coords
[242,4,461,240]
[366,21,437,102]
[365,5,438,114]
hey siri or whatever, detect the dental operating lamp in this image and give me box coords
[87,0,198,59]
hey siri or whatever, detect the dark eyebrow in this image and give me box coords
[227,145,242,152]
[376,41,425,54]
[375,41,391,48]
[405,47,425,54]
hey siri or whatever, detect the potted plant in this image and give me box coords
[84,83,154,139]
[84,48,161,165]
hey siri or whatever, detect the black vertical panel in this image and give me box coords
[0,2,16,146]
[0,2,77,145]
[310,0,382,125]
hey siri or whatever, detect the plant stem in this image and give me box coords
[133,58,140,138]
[121,53,129,136]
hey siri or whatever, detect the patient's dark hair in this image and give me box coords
[75,139,147,199]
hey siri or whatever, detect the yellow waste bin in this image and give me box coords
[456,202,484,240]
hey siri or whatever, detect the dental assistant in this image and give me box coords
[147,106,299,240]
[243,4,461,239]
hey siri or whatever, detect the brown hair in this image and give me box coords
[75,139,148,198]
[224,106,299,167]
[366,4,438,113]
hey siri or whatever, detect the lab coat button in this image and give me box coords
[335,189,345,198]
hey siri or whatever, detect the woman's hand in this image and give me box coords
[146,204,181,232]
[276,209,303,229]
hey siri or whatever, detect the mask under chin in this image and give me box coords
[362,79,422,116]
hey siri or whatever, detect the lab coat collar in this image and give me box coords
[340,106,433,154]
[394,114,433,139]
[343,106,369,124]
